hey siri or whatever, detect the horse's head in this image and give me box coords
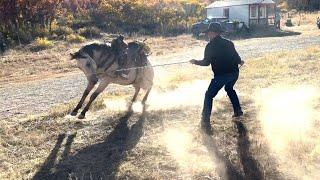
[70,49,98,83]
[111,35,128,55]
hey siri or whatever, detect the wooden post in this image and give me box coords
[266,5,269,26]
[248,5,251,28]
[258,4,260,24]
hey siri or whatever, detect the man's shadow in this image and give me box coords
[201,120,263,180]
[234,120,264,180]
[201,131,245,180]
[201,98,267,180]
[33,109,146,180]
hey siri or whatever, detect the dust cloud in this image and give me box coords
[104,80,228,112]
[256,85,320,179]
[161,126,216,177]
[103,80,228,178]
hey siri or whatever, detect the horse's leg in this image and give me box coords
[141,87,152,113]
[78,81,109,119]
[128,87,140,112]
[132,87,140,103]
[142,87,152,105]
[70,82,96,116]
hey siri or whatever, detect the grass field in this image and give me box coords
[1,43,320,179]
[0,12,320,180]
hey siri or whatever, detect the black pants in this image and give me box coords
[202,71,242,122]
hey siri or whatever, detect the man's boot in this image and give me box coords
[232,110,243,118]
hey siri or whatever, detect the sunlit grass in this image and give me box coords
[1,42,320,179]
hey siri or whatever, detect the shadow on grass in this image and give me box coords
[33,109,146,180]
[234,120,263,180]
[195,27,301,41]
[210,98,284,180]
[216,99,264,179]
[202,120,263,180]
[228,28,301,40]
[202,132,245,180]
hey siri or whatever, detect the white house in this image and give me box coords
[206,0,276,27]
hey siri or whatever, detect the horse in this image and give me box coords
[69,36,154,119]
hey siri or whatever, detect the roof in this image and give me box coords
[206,0,275,8]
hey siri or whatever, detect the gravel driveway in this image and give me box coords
[1,34,320,119]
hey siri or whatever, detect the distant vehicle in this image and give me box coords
[191,17,228,36]
[317,17,320,29]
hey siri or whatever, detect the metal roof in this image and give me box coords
[206,0,275,8]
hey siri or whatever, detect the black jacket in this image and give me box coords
[195,36,241,76]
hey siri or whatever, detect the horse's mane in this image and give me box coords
[80,43,111,58]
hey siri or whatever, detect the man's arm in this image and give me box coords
[190,44,213,66]
[231,43,244,66]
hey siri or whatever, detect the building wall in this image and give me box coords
[229,5,249,25]
[207,7,224,18]
[206,5,249,26]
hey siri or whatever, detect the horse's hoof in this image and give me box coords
[70,111,78,116]
[78,114,85,119]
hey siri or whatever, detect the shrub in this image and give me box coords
[52,26,73,37]
[32,27,50,38]
[72,19,94,29]
[32,37,54,51]
[78,27,102,38]
[15,29,33,44]
[66,34,86,43]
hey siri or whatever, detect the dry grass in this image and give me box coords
[1,44,320,179]
[282,11,320,36]
[1,16,319,179]
[0,11,318,86]
[0,34,204,86]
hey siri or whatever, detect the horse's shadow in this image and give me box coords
[33,110,146,180]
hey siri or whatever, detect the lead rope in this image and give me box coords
[115,60,191,72]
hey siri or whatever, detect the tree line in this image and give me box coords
[1,0,319,49]
[0,0,205,47]
[278,0,320,10]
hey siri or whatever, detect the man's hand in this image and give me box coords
[190,59,197,64]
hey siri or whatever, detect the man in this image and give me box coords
[275,12,281,29]
[190,22,244,134]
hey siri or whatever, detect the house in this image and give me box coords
[206,0,276,27]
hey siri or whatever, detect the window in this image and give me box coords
[259,6,266,18]
[223,8,229,18]
[250,6,257,18]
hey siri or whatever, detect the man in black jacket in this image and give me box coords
[190,22,244,133]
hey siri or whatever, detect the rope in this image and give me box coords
[115,60,191,72]
[116,60,245,72]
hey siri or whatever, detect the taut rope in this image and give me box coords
[116,60,244,72]
[115,60,191,72]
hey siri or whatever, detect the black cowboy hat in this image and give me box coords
[203,22,225,33]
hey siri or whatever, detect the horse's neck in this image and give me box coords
[94,52,116,70]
